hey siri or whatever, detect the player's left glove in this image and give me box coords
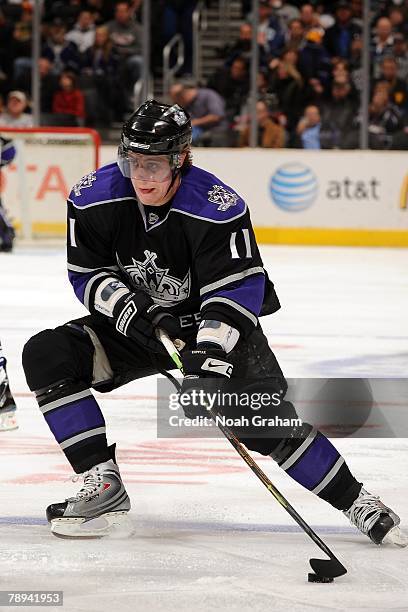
[180,347,233,419]
[113,291,181,354]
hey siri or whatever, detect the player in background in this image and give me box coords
[22,101,406,544]
[0,340,17,431]
[0,136,16,252]
[0,136,18,428]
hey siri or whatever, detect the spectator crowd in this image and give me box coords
[0,0,407,150]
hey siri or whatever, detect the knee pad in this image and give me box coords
[22,327,92,392]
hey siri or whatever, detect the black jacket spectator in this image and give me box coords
[44,0,82,29]
[324,1,361,60]
[298,30,331,85]
[368,89,403,148]
[0,9,14,92]
[320,82,358,147]
[42,21,81,74]
[268,60,304,129]
[207,57,250,120]
[221,22,267,68]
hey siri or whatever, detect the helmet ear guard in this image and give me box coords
[117,142,131,178]
[170,152,184,170]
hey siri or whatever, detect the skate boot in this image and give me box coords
[47,456,131,538]
[344,487,408,547]
[0,358,18,431]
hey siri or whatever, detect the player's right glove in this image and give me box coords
[112,291,181,353]
[180,347,234,419]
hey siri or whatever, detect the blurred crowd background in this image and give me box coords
[0,0,407,150]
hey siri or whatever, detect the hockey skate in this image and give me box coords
[47,458,132,538]
[0,360,18,431]
[344,487,408,547]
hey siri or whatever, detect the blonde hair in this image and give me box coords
[94,26,113,61]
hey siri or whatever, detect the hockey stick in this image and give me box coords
[157,329,347,581]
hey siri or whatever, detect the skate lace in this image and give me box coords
[347,493,384,534]
[67,467,103,502]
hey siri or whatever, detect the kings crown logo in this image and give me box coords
[117,250,190,306]
[73,171,97,197]
[208,185,238,211]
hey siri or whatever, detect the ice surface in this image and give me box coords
[0,245,407,612]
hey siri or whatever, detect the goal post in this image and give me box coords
[0,127,101,240]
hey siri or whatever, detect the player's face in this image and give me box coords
[128,154,172,205]
[128,152,186,206]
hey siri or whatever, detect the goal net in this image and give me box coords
[0,127,100,240]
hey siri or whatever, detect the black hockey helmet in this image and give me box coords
[120,99,192,155]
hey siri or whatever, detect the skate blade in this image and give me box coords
[50,511,133,539]
[382,525,408,548]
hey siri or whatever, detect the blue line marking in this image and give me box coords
[0,517,47,525]
[0,516,356,534]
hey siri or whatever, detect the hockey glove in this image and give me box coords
[113,291,181,353]
[180,347,233,419]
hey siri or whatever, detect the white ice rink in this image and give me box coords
[0,244,407,612]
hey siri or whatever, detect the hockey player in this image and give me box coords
[0,340,18,431]
[22,100,406,543]
[0,136,16,252]
[0,139,18,426]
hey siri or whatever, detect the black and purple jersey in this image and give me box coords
[67,162,280,337]
[0,137,16,168]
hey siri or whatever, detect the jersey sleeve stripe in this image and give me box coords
[200,296,258,326]
[68,270,98,303]
[199,267,265,296]
[0,143,16,166]
[67,263,120,273]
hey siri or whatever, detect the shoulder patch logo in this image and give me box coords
[208,185,238,211]
[73,171,96,197]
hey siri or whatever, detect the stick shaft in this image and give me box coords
[158,329,342,563]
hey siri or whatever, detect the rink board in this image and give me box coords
[2,145,407,246]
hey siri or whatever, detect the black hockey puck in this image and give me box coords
[308,573,334,583]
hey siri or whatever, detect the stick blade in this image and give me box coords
[309,557,347,579]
